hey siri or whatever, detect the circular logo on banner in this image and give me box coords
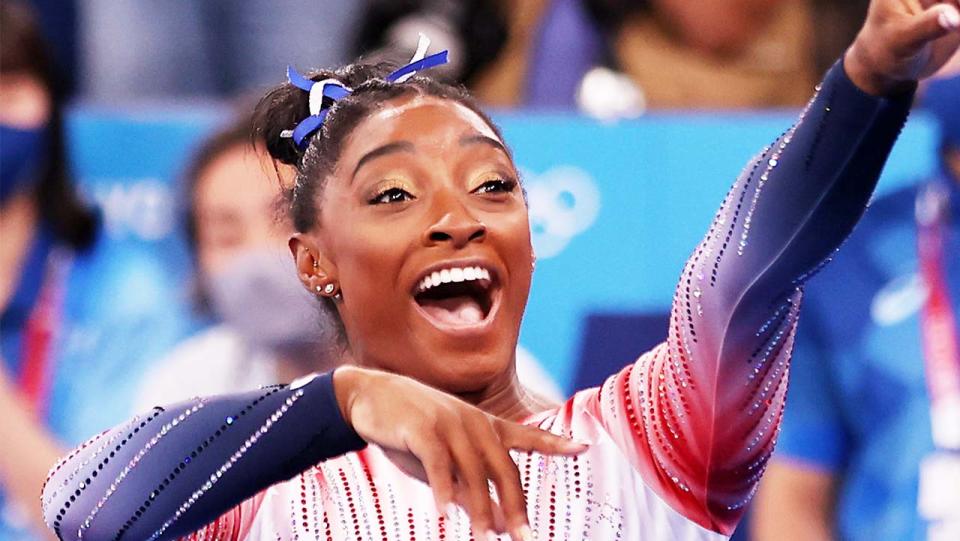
[524,166,601,259]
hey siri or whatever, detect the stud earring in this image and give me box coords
[323,283,336,295]
[315,285,323,293]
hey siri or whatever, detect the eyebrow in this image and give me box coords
[352,141,415,179]
[459,134,507,154]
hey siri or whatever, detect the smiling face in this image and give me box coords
[293,94,533,394]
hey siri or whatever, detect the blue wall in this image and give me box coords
[66,105,939,393]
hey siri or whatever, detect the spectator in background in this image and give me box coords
[751,74,960,541]
[78,0,366,101]
[131,116,343,411]
[612,0,817,109]
[0,2,188,538]
[354,0,825,110]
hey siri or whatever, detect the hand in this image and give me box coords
[332,366,586,541]
[846,0,960,95]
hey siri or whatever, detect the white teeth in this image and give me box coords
[416,265,493,293]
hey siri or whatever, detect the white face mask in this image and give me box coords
[205,248,337,352]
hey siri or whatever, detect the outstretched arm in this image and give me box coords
[588,0,959,534]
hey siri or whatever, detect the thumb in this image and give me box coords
[905,3,960,49]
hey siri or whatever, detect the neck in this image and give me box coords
[455,369,558,422]
[0,193,38,310]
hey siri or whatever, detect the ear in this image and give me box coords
[289,233,338,295]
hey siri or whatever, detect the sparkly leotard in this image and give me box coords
[42,61,915,541]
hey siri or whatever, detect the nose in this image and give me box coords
[423,210,487,249]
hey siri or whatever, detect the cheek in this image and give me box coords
[198,246,230,279]
[327,219,410,323]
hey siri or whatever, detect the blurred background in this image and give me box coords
[1,1,957,540]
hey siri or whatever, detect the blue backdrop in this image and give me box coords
[66,105,938,394]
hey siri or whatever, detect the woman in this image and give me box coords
[42,1,960,540]
[133,116,561,410]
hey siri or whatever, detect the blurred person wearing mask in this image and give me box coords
[0,1,188,538]
[131,118,343,410]
[752,74,960,541]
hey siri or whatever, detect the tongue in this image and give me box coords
[419,295,485,326]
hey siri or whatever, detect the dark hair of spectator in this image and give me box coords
[252,61,506,332]
[0,1,98,250]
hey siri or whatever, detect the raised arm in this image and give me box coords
[586,0,959,534]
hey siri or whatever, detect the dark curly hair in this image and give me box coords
[252,61,507,233]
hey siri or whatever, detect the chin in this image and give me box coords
[428,353,512,395]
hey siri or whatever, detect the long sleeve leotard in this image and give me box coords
[42,60,915,541]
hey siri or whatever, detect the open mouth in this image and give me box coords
[412,265,498,330]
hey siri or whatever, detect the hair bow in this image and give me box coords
[281,34,450,148]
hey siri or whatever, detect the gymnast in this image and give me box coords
[42,1,960,539]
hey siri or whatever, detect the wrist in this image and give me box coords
[332,366,365,429]
[844,40,915,97]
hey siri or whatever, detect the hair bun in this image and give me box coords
[253,77,315,166]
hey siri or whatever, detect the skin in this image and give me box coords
[289,0,958,538]
[292,96,548,419]
[0,72,61,540]
[193,144,289,278]
[649,0,788,55]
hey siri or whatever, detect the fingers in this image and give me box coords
[447,431,499,539]
[473,423,531,540]
[906,3,960,48]
[497,421,589,456]
[408,439,456,517]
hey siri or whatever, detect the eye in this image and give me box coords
[368,187,415,205]
[473,178,517,195]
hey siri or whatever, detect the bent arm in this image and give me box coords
[588,59,914,533]
[41,372,365,541]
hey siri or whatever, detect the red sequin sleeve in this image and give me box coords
[581,60,915,535]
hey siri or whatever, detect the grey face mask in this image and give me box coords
[206,248,336,352]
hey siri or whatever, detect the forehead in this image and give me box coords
[196,145,279,210]
[338,95,502,166]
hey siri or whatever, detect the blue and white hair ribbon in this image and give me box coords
[386,33,449,83]
[281,33,449,148]
[281,68,353,147]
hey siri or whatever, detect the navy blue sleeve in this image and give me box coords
[593,58,916,534]
[41,371,366,541]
